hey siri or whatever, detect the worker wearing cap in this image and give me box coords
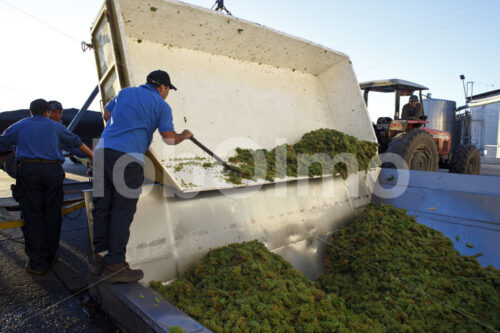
[48,100,88,159]
[90,70,192,283]
[48,100,63,123]
[0,99,93,275]
[1,100,84,184]
[401,95,423,120]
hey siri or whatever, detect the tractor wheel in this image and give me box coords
[449,145,480,175]
[385,129,439,172]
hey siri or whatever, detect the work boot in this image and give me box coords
[88,254,105,276]
[25,263,49,276]
[102,262,144,283]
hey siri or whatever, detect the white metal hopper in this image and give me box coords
[92,0,376,192]
[89,0,379,284]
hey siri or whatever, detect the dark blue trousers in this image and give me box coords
[92,149,144,265]
[17,163,64,271]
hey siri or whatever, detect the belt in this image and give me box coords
[17,159,62,166]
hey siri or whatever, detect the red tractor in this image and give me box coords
[360,79,480,174]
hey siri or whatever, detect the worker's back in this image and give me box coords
[2,116,81,161]
[95,84,173,156]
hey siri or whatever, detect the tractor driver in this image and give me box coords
[401,95,423,120]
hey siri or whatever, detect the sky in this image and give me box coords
[0,0,499,122]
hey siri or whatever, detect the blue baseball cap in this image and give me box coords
[48,100,63,111]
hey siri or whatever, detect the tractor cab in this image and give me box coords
[360,79,431,153]
[360,78,428,120]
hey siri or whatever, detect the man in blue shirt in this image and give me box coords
[49,100,63,123]
[49,100,87,159]
[1,100,88,181]
[90,70,192,283]
[0,99,93,275]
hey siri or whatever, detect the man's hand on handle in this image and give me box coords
[161,130,193,145]
[181,130,193,140]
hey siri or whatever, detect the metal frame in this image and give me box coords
[90,0,129,116]
[67,86,99,132]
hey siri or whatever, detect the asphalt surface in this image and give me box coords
[0,212,100,332]
[0,161,116,333]
[479,162,500,176]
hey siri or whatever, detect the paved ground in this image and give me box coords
[0,212,101,332]
[0,160,117,333]
[479,162,500,176]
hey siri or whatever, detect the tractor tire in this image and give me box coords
[449,145,480,175]
[385,129,439,172]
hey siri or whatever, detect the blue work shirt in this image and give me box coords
[0,115,82,162]
[95,84,175,157]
